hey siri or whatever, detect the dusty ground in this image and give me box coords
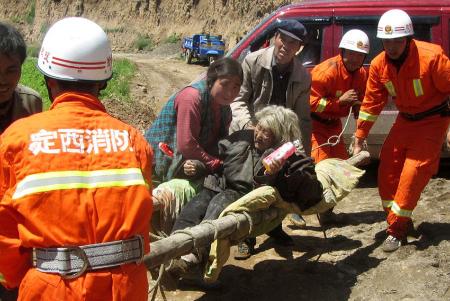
[103,48,450,301]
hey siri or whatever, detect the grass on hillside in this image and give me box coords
[20,58,136,110]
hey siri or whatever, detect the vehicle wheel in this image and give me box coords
[185,50,192,64]
[208,56,215,65]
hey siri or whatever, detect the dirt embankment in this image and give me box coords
[1,0,293,52]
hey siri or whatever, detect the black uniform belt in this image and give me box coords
[311,113,340,125]
[400,100,450,121]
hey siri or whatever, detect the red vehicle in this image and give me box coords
[227,0,450,158]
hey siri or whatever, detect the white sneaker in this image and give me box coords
[382,235,402,252]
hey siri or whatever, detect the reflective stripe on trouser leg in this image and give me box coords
[382,200,393,213]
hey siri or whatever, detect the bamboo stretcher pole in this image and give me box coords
[144,207,283,269]
[144,151,370,269]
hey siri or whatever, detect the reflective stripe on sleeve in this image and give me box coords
[0,273,4,283]
[382,200,393,209]
[358,111,378,122]
[315,98,328,112]
[391,201,412,218]
[384,81,396,96]
[413,79,424,97]
[12,168,146,200]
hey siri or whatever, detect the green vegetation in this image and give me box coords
[40,22,49,35]
[9,1,37,24]
[27,44,41,58]
[20,57,137,110]
[166,33,181,44]
[105,27,125,34]
[20,58,50,109]
[26,0,36,25]
[133,34,154,51]
[100,58,137,102]
[10,15,22,24]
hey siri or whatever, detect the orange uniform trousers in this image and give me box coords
[18,265,148,301]
[311,119,348,163]
[379,114,449,239]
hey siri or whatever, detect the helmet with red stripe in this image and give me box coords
[38,17,112,82]
[377,9,414,39]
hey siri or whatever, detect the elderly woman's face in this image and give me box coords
[210,75,242,106]
[254,124,275,151]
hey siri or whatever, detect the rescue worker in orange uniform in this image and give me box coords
[310,29,369,162]
[0,17,153,300]
[353,9,450,252]
[310,29,369,225]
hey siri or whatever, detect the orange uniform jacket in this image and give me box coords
[310,55,367,162]
[356,39,450,138]
[0,93,153,300]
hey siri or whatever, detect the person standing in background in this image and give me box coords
[309,29,369,225]
[231,18,312,255]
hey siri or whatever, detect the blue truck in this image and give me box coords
[182,34,225,65]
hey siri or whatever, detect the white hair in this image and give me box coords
[255,105,301,146]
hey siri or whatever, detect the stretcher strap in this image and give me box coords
[33,236,144,277]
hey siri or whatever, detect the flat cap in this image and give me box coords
[275,19,307,42]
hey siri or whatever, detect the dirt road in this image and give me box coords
[104,53,450,301]
[105,53,207,133]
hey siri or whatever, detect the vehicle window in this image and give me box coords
[297,25,324,67]
[343,23,432,64]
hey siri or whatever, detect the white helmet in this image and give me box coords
[339,29,370,54]
[38,17,112,82]
[377,9,414,39]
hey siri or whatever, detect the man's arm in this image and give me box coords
[293,74,312,156]
[230,56,254,131]
[353,60,389,154]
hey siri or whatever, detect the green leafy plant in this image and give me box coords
[101,58,137,102]
[20,58,50,109]
[134,34,154,51]
[165,33,181,44]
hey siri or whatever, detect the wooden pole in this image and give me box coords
[144,151,370,269]
[144,207,283,269]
